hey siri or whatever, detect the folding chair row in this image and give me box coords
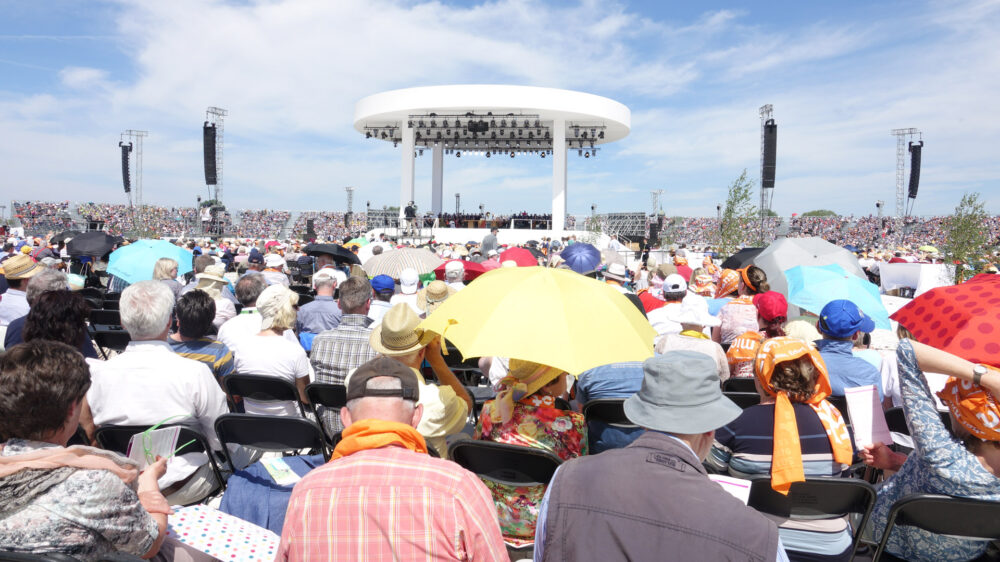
[872,493,1000,561]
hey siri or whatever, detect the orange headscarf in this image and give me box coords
[753,337,853,494]
[715,269,740,299]
[938,367,1000,441]
[703,256,720,277]
[674,255,688,266]
[689,273,716,297]
[331,419,427,460]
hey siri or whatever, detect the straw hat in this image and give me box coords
[417,280,456,314]
[195,264,228,298]
[370,303,435,356]
[604,262,629,282]
[1,254,41,280]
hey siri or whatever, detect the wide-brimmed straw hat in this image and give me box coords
[195,264,229,299]
[370,303,435,356]
[604,262,629,282]
[2,254,41,280]
[624,351,741,434]
[417,280,456,314]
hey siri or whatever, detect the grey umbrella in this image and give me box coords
[753,237,866,299]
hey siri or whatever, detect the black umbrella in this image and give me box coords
[721,247,765,270]
[67,232,119,257]
[51,230,83,244]
[302,243,361,265]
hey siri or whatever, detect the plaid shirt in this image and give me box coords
[309,314,378,433]
[277,446,508,561]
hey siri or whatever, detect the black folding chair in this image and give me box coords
[89,309,122,326]
[296,294,314,307]
[581,398,638,451]
[95,424,226,499]
[723,391,761,409]
[214,413,329,471]
[723,378,757,393]
[884,407,908,436]
[873,494,1000,561]
[828,395,852,426]
[449,440,562,488]
[305,382,347,444]
[747,476,876,561]
[224,374,307,417]
[89,326,130,358]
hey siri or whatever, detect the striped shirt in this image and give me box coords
[277,446,507,561]
[168,336,235,381]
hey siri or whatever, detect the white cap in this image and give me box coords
[445,260,464,273]
[664,273,687,292]
[487,249,498,257]
[264,253,285,268]
[399,268,420,294]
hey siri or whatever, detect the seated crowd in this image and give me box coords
[0,227,999,562]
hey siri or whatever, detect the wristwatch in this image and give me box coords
[973,364,989,385]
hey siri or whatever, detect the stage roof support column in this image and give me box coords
[552,118,567,232]
[400,124,415,220]
[431,144,443,216]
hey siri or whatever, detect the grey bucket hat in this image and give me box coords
[624,351,742,434]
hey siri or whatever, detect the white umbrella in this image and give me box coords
[753,237,866,298]
[358,242,391,265]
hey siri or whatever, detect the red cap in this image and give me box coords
[753,291,788,321]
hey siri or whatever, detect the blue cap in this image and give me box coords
[818,299,875,339]
[371,274,395,293]
[248,248,264,264]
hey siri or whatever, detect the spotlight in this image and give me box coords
[584,151,590,158]
[418,120,425,128]
[381,132,388,139]
[393,141,398,147]
[437,132,442,139]
[598,130,605,139]
[455,119,461,127]
[407,120,413,128]
[456,151,461,157]
[534,119,540,127]
[430,120,436,127]
[541,151,546,158]
[486,151,491,158]
[500,119,506,128]
[510,151,515,158]
[490,119,496,127]
[574,126,580,136]
[591,128,596,137]
[366,131,372,138]
[578,149,583,156]
[592,150,597,158]
[582,131,588,139]
[446,129,451,135]
[418,149,424,156]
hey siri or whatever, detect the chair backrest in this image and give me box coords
[305,383,347,410]
[94,423,225,497]
[884,407,908,436]
[448,440,562,487]
[90,327,131,353]
[102,300,120,310]
[582,399,634,427]
[723,391,761,409]
[89,308,122,326]
[296,294,314,307]
[224,374,305,416]
[723,378,758,393]
[827,395,851,426]
[214,413,328,470]
[748,477,876,559]
[873,494,1000,561]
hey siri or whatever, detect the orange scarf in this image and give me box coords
[938,365,1000,440]
[753,337,853,494]
[331,419,427,460]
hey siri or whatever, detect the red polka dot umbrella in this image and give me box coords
[891,274,1000,367]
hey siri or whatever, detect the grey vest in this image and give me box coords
[541,431,779,561]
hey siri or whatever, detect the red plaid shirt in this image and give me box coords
[277,446,508,561]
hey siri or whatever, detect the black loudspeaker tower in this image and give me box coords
[203,122,218,185]
[119,142,132,193]
[762,119,777,188]
[908,141,923,199]
[306,219,316,239]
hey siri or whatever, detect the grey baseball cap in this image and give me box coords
[624,351,741,434]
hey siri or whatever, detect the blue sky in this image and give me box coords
[1,0,998,217]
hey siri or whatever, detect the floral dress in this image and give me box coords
[869,340,1000,561]
[475,395,587,545]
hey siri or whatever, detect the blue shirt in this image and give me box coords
[815,339,883,400]
[4,314,98,359]
[575,361,645,453]
[295,295,342,334]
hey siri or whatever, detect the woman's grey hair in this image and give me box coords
[120,280,175,340]
[257,284,298,331]
[25,269,68,306]
[152,257,178,281]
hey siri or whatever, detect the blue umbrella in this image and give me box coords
[559,242,601,274]
[108,239,194,284]
[785,264,891,330]
[843,244,860,253]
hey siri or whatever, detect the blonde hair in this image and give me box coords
[256,284,298,331]
[152,257,178,280]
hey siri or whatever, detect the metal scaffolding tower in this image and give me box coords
[890,128,920,217]
[650,189,664,215]
[120,129,148,233]
[206,106,228,204]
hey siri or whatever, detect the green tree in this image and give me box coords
[200,199,222,208]
[801,209,838,217]
[717,169,759,257]
[944,192,989,283]
[762,208,778,217]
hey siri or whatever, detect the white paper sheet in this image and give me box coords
[844,385,892,447]
[125,426,180,471]
[708,474,752,505]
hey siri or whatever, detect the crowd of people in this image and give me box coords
[12,201,74,232]
[291,211,367,241]
[1,206,1000,560]
[234,209,291,239]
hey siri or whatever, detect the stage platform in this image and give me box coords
[365,226,604,248]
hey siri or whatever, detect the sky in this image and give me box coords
[1,0,998,218]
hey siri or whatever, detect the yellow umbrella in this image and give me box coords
[418,267,655,375]
[918,245,939,253]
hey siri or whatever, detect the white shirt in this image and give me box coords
[390,293,422,315]
[367,299,393,325]
[85,341,229,488]
[646,302,685,345]
[232,335,313,417]
[217,308,298,352]
[446,281,466,292]
[212,297,237,329]
[0,289,29,327]
[261,270,290,287]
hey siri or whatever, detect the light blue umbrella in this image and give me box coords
[785,263,891,330]
[108,240,194,284]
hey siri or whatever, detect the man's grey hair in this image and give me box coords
[120,280,175,340]
[25,269,68,306]
[445,269,463,282]
[313,275,337,292]
[235,273,268,307]
[371,246,384,256]
[345,376,416,414]
[339,276,372,314]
